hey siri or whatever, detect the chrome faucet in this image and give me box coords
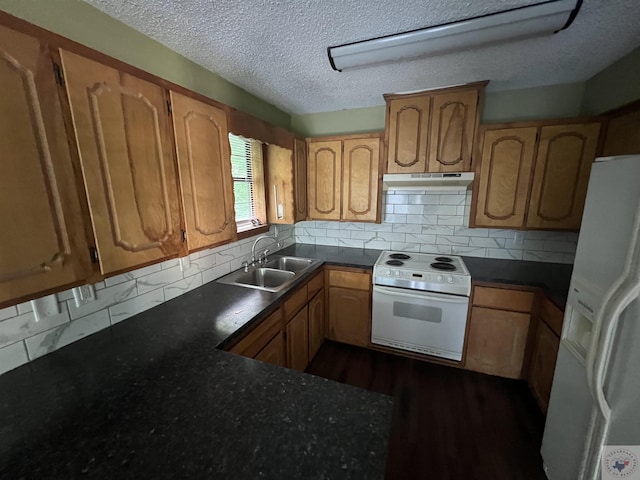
[250,234,281,265]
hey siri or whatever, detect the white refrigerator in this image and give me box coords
[542,154,640,480]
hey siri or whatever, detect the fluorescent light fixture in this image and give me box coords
[328,0,580,71]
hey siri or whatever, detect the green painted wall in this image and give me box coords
[582,47,640,115]
[0,0,291,128]
[291,83,586,137]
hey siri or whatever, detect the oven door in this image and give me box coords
[371,285,469,361]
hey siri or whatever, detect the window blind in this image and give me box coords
[229,134,262,230]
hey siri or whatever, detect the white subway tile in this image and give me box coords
[405,234,437,244]
[109,289,164,325]
[0,306,18,321]
[452,246,487,257]
[454,227,490,237]
[362,240,391,249]
[339,223,365,231]
[25,310,110,360]
[214,248,236,265]
[295,235,316,245]
[384,214,407,224]
[394,205,423,215]
[315,237,339,246]
[364,223,393,232]
[438,194,466,205]
[94,281,106,291]
[421,244,452,254]
[523,251,564,263]
[325,229,343,238]
[456,205,467,216]
[436,236,469,246]
[488,229,517,238]
[129,263,163,279]
[315,221,338,229]
[384,205,394,214]
[339,238,364,248]
[388,194,408,205]
[164,273,203,301]
[406,215,425,224]
[0,341,29,375]
[423,205,457,216]
[408,194,439,205]
[487,248,524,260]
[469,237,506,248]
[161,258,180,270]
[68,280,137,320]
[437,216,464,226]
[202,263,232,284]
[17,302,33,315]
[182,253,216,277]
[0,303,70,349]
[422,225,455,235]
[562,253,576,264]
[393,224,422,233]
[420,215,439,225]
[136,266,183,295]
[306,228,328,237]
[56,288,75,302]
[543,241,577,253]
[390,242,421,252]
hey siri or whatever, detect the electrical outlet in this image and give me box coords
[513,231,525,246]
[72,284,96,307]
[31,294,60,322]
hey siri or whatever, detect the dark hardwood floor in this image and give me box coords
[305,341,547,480]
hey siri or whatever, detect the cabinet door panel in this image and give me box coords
[308,141,341,220]
[529,320,560,414]
[255,331,286,367]
[465,306,530,379]
[286,305,309,371]
[308,289,325,362]
[386,96,430,173]
[0,25,91,305]
[602,108,640,156]
[294,138,308,222]
[170,91,236,250]
[328,287,370,347]
[474,127,537,228]
[429,90,478,172]
[60,50,182,274]
[526,123,600,230]
[342,138,380,222]
[265,144,295,224]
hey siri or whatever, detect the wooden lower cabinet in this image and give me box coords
[308,289,325,361]
[328,287,371,348]
[254,331,286,367]
[528,320,560,414]
[286,305,309,372]
[229,307,284,363]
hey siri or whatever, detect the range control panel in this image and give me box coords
[376,268,462,285]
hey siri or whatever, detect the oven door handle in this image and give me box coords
[373,285,469,304]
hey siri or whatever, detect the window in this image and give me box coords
[228,134,266,232]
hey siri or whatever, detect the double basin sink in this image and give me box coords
[217,256,321,292]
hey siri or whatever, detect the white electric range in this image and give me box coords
[371,251,471,361]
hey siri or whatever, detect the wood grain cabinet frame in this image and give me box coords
[0,24,92,306]
[601,99,640,156]
[59,49,183,275]
[170,91,237,251]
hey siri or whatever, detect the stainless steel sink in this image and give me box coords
[217,255,320,292]
[263,256,314,272]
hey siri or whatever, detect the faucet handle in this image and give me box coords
[242,260,250,272]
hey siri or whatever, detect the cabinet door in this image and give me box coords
[328,287,370,347]
[602,107,640,156]
[386,96,430,173]
[294,138,308,222]
[342,137,380,222]
[170,91,236,250]
[255,331,286,367]
[308,140,342,220]
[308,289,325,362]
[428,89,479,172]
[526,123,600,230]
[0,26,92,305]
[473,127,537,228]
[286,305,309,371]
[465,306,531,379]
[529,320,560,414]
[265,143,295,224]
[60,50,182,274]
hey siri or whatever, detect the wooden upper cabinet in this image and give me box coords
[602,103,640,156]
[308,140,342,220]
[386,95,431,173]
[265,143,295,224]
[428,89,479,172]
[0,25,91,306]
[385,83,484,174]
[169,91,236,251]
[59,50,183,275]
[342,137,380,222]
[294,138,308,222]
[526,123,600,230]
[474,126,537,228]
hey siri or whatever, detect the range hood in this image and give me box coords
[382,172,474,191]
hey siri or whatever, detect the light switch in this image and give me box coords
[30,294,60,322]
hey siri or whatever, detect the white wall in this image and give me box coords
[295,190,577,263]
[0,225,295,375]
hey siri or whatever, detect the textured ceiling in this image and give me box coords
[83,0,640,115]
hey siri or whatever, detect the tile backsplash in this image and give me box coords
[0,225,295,376]
[295,190,578,263]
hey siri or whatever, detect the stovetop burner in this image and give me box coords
[389,253,411,260]
[386,260,404,266]
[430,262,457,271]
[435,256,453,263]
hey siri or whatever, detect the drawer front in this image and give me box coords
[328,269,371,291]
[284,284,308,320]
[307,271,324,299]
[230,307,283,358]
[473,286,535,312]
[540,296,564,337]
